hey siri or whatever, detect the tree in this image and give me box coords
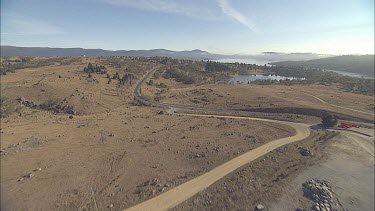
[321,115,338,127]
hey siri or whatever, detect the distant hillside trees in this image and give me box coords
[269,66,375,95]
[270,55,375,78]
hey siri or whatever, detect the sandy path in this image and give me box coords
[124,114,310,211]
[126,69,372,211]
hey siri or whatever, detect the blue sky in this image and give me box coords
[1,0,374,54]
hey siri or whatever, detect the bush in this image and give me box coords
[321,115,338,127]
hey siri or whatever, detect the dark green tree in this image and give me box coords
[321,115,338,127]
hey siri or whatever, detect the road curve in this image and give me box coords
[126,68,374,211]
[125,114,310,211]
[125,69,312,211]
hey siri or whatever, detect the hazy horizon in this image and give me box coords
[1,0,374,55]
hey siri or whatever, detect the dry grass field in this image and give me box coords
[1,57,373,210]
[143,76,374,123]
[1,57,295,210]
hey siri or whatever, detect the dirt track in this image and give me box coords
[301,91,375,116]
[125,68,374,211]
[125,115,310,211]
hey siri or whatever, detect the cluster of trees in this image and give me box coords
[107,72,135,85]
[163,69,196,84]
[322,115,338,127]
[120,73,134,85]
[83,63,107,74]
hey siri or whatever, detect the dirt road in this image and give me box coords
[302,91,375,116]
[125,69,373,211]
[125,114,310,211]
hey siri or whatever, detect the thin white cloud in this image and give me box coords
[105,0,218,19]
[1,13,64,36]
[218,0,257,32]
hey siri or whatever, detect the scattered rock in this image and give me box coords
[302,179,336,211]
[16,97,77,115]
[299,147,313,156]
[256,204,265,210]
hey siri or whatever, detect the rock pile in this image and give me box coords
[299,147,313,156]
[302,179,336,211]
[17,97,76,115]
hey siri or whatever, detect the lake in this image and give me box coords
[228,74,305,84]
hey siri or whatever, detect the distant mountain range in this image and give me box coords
[1,46,332,62]
[1,46,224,59]
[270,55,375,78]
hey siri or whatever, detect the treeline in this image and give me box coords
[205,61,231,72]
[204,61,268,75]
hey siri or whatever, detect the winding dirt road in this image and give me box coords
[125,114,310,211]
[125,70,313,211]
[125,69,373,211]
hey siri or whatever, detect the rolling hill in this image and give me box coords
[0,46,224,60]
[1,46,333,62]
[270,55,375,78]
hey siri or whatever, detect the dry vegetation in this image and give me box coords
[1,56,373,210]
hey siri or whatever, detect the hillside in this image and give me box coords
[1,46,331,62]
[0,46,224,60]
[270,55,375,78]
